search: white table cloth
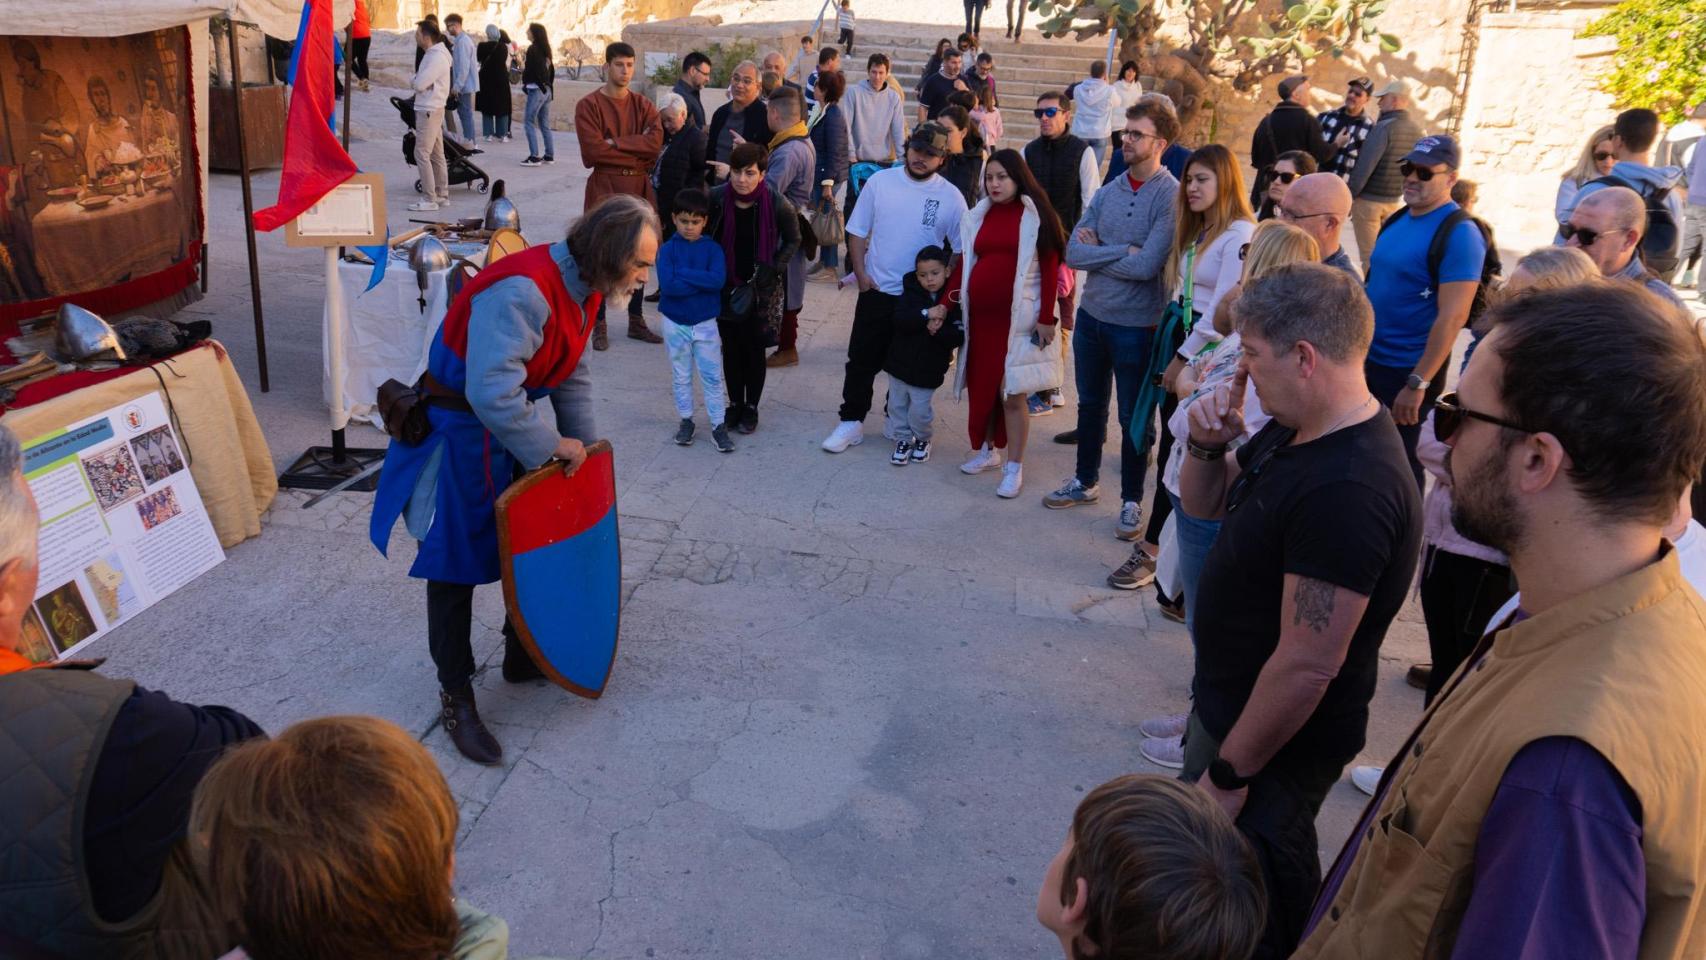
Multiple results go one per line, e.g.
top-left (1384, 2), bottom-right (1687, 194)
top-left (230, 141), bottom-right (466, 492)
top-left (322, 257), bottom-right (453, 432)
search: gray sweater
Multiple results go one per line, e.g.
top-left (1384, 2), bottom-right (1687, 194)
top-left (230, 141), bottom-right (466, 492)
top-left (843, 78), bottom-right (906, 163)
top-left (1065, 169), bottom-right (1179, 327)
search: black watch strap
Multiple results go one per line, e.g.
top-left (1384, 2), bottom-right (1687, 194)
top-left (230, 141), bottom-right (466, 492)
top-left (1208, 757), bottom-right (1254, 791)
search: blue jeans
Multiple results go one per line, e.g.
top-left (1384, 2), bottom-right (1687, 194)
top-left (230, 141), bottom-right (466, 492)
top-left (1166, 489), bottom-right (1221, 640)
top-left (454, 95), bottom-right (476, 144)
top-left (1364, 359), bottom-right (1443, 495)
top-left (481, 112), bottom-right (513, 138)
top-left (1083, 137), bottom-right (1108, 171)
top-left (524, 87), bottom-right (554, 158)
top-left (664, 317), bottom-right (726, 425)
top-left (1072, 308), bottom-right (1155, 502)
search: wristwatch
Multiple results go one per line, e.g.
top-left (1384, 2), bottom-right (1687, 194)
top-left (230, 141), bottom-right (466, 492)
top-left (1405, 373), bottom-right (1431, 391)
top-left (1208, 756), bottom-right (1254, 791)
top-left (1187, 439), bottom-right (1227, 461)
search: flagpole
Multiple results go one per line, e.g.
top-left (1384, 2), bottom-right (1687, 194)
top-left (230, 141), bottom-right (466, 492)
top-left (227, 17), bottom-right (270, 393)
top-left (324, 245), bottom-right (348, 459)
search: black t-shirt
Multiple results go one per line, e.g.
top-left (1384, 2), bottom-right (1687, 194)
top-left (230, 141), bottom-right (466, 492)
top-left (1191, 410), bottom-right (1422, 769)
top-left (918, 71), bottom-right (960, 119)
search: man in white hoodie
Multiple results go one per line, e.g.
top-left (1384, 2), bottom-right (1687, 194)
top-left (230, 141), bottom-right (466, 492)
top-left (1068, 60), bottom-right (1116, 171)
top-left (410, 19), bottom-right (453, 211)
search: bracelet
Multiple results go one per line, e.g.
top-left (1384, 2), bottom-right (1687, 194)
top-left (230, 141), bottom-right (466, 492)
top-left (1187, 439), bottom-right (1227, 461)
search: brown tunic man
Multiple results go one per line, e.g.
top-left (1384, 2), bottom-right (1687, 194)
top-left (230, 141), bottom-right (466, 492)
top-left (575, 41), bottom-right (664, 347)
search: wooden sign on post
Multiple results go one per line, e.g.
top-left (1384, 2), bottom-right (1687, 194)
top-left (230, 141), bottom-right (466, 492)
top-left (285, 172), bottom-right (387, 247)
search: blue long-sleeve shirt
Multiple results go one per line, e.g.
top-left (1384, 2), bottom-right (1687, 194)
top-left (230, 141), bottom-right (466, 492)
top-left (656, 234), bottom-right (726, 325)
top-left (450, 30), bottom-right (478, 94)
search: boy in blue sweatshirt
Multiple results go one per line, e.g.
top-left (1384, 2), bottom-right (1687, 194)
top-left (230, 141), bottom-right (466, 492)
top-left (656, 189), bottom-right (734, 452)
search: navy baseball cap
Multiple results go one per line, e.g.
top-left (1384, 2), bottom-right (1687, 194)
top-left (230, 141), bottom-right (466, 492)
top-left (1403, 134), bottom-right (1461, 170)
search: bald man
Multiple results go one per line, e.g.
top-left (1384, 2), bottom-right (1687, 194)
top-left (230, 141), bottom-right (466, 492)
top-left (1566, 186), bottom-right (1686, 309)
top-left (1278, 172), bottom-right (1359, 277)
top-left (762, 50), bottom-right (800, 93)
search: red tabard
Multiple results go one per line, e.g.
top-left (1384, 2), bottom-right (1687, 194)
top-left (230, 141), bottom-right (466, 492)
top-left (438, 245), bottom-right (605, 390)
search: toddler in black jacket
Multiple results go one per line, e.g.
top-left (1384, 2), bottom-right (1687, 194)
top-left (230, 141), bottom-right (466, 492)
top-left (882, 246), bottom-right (963, 465)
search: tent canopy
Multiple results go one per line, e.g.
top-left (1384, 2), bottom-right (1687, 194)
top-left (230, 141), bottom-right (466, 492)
top-left (20, 0), bottom-right (355, 41)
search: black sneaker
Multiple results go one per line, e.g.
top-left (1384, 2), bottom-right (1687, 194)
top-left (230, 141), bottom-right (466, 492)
top-left (712, 425), bottom-right (735, 452)
top-left (724, 404), bottom-right (744, 431)
top-left (542, 155), bottom-right (556, 164)
top-left (891, 438), bottom-right (912, 465)
top-left (674, 418), bottom-right (695, 446)
top-left (520, 156), bottom-right (542, 167)
top-left (1053, 428), bottom-right (1079, 445)
top-left (910, 439), bottom-right (931, 463)
top-left (738, 406), bottom-right (759, 434)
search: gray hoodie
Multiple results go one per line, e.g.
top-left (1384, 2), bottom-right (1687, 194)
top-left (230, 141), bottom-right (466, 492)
top-left (843, 78), bottom-right (906, 163)
top-left (1561, 159), bottom-right (1687, 230)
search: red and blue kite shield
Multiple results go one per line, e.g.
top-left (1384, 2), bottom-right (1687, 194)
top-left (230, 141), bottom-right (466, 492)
top-left (497, 440), bottom-right (621, 699)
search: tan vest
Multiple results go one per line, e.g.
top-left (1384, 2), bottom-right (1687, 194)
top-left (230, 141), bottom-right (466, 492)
top-left (1295, 550), bottom-right (1706, 960)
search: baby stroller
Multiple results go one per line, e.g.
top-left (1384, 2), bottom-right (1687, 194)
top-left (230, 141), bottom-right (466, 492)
top-left (392, 95), bottom-right (492, 195)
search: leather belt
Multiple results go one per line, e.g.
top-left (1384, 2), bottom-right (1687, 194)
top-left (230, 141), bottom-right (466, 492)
top-left (595, 166), bottom-right (643, 177)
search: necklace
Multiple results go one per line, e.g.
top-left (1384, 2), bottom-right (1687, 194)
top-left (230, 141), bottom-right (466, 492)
top-left (1312, 394), bottom-right (1374, 442)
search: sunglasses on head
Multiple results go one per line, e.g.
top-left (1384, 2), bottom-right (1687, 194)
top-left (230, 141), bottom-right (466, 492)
top-left (1398, 161), bottom-right (1440, 181)
top-left (1559, 222), bottom-right (1623, 247)
top-left (1432, 392), bottom-right (1534, 444)
top-left (1033, 106), bottom-right (1060, 119)
top-left (1273, 171), bottom-right (1299, 185)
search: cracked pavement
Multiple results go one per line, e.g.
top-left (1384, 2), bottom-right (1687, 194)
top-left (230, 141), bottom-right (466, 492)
top-left (76, 69), bottom-right (1436, 957)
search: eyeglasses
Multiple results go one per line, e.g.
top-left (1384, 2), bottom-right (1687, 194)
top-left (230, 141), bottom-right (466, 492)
top-left (1273, 171), bottom-right (1299, 185)
top-left (1432, 392), bottom-right (1534, 443)
top-left (1593, 151), bottom-right (1615, 163)
top-left (1559, 222), bottom-right (1625, 247)
top-left (1033, 106), bottom-right (1060, 118)
top-left (1398, 161), bottom-right (1441, 181)
top-left (1238, 242), bottom-right (1250, 261)
top-left (730, 75), bottom-right (757, 86)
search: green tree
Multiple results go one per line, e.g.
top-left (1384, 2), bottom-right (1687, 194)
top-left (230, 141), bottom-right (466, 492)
top-left (1582, 0), bottom-right (1706, 124)
top-left (1028, 0), bottom-right (1399, 127)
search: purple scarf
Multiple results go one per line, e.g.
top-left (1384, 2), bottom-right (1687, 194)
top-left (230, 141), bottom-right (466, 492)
top-left (718, 181), bottom-right (776, 286)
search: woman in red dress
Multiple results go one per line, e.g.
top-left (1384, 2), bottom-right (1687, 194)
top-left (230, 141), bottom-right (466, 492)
top-left (951, 149), bottom-right (1066, 499)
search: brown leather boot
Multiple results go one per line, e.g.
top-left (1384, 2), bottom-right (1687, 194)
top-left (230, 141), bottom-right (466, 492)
top-left (439, 685), bottom-right (502, 765)
top-left (766, 347), bottom-right (798, 368)
top-left (627, 316), bottom-right (663, 343)
top-left (592, 315), bottom-right (609, 351)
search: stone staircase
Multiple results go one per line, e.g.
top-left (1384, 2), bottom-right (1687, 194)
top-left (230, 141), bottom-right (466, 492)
top-left (848, 29), bottom-right (1113, 148)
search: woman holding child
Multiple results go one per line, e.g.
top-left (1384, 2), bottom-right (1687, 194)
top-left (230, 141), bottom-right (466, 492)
top-left (952, 149), bottom-right (1066, 500)
top-left (706, 142), bottom-right (800, 435)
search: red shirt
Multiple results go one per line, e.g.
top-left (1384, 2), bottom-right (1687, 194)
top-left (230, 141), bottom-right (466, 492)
top-left (1127, 173), bottom-right (1144, 192)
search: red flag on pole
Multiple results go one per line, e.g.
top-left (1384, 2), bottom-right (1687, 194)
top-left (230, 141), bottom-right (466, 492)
top-left (253, 0), bottom-right (358, 231)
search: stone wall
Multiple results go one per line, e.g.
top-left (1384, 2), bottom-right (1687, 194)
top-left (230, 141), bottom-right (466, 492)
top-left (374, 0), bottom-right (703, 51)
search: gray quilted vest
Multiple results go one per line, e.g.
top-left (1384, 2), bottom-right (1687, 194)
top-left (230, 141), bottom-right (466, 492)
top-left (0, 668), bottom-right (226, 960)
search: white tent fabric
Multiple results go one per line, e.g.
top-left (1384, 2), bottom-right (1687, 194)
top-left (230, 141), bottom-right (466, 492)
top-left (3, 0), bottom-right (354, 39)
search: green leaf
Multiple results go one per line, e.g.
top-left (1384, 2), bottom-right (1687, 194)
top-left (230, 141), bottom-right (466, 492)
top-left (1285, 3), bottom-right (1308, 20)
top-left (1378, 31), bottom-right (1401, 51)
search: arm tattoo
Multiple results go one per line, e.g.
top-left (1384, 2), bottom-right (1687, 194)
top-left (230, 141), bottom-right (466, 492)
top-left (1292, 578), bottom-right (1335, 633)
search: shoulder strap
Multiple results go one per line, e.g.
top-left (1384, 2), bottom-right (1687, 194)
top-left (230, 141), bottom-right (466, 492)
top-left (1424, 208), bottom-right (1472, 294)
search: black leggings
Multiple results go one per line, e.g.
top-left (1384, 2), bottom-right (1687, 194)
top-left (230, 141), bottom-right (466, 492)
top-left (1419, 546), bottom-right (1514, 704)
top-left (720, 310), bottom-right (769, 411)
top-left (350, 36), bottom-right (371, 81)
top-left (426, 580), bottom-right (520, 690)
top-left (964, 0), bottom-right (984, 37)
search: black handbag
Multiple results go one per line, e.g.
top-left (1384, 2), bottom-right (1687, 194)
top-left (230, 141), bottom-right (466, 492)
top-left (727, 282), bottom-right (756, 317)
top-left (376, 374), bottom-right (472, 446)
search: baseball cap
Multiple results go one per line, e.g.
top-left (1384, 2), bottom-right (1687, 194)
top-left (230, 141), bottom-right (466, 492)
top-left (1373, 78), bottom-right (1411, 98)
top-left (908, 122), bottom-right (950, 157)
top-left (1278, 75), bottom-right (1310, 100)
top-left (1347, 77), bottom-right (1373, 94)
top-left (1403, 134), bottom-right (1461, 170)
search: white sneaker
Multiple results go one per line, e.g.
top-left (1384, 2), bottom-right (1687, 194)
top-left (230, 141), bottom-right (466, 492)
top-left (960, 445), bottom-right (1002, 474)
top-left (821, 420), bottom-right (864, 453)
top-left (1139, 734), bottom-right (1186, 769)
top-left (1138, 711), bottom-right (1189, 739)
top-left (996, 462), bottom-right (1023, 498)
top-left (407, 200), bottom-right (439, 211)
top-left (1350, 765), bottom-right (1382, 796)
top-left (1116, 501), bottom-right (1142, 541)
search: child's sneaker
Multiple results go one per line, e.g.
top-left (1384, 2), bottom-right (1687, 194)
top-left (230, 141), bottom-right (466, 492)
top-left (910, 439), bottom-right (931, 462)
top-left (960, 445), bottom-right (1002, 474)
top-left (891, 438), bottom-right (912, 466)
top-left (711, 425), bottom-right (735, 453)
top-left (1026, 394), bottom-right (1051, 417)
top-left (673, 418), bottom-right (695, 446)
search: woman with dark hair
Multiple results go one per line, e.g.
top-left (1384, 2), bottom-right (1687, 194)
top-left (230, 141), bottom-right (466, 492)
top-left (1110, 60), bottom-right (1142, 153)
top-left (808, 68), bottom-right (851, 282)
top-left (475, 24), bottom-right (513, 142)
top-left (707, 143), bottom-right (800, 434)
top-left (519, 22), bottom-right (554, 165)
top-left (952, 148), bottom-right (1066, 499)
top-left (918, 38), bottom-right (952, 97)
top-left (935, 106), bottom-right (983, 207)
top-left (1257, 148), bottom-right (1316, 220)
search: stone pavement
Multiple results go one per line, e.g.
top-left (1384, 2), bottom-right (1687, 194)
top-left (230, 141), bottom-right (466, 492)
top-left (79, 57), bottom-right (1442, 957)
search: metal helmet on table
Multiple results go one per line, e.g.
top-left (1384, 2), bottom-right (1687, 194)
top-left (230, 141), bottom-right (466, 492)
top-left (53, 303), bottom-right (127, 362)
top-left (482, 179), bottom-right (519, 231)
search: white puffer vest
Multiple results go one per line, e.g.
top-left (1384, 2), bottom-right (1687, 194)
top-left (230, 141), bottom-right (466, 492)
top-left (952, 196), bottom-right (1060, 399)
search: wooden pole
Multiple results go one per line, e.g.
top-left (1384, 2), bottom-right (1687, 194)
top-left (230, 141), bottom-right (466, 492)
top-left (341, 32), bottom-right (353, 149)
top-left (227, 18), bottom-right (270, 392)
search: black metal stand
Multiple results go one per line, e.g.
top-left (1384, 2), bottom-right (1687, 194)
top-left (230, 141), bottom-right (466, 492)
top-left (278, 428), bottom-right (385, 491)
top-left (227, 17), bottom-right (270, 393)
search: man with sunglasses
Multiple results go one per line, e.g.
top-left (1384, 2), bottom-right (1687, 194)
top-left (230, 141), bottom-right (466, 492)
top-left (1346, 79), bottom-right (1421, 273)
top-left (1277, 172), bottom-right (1358, 277)
top-left (1296, 283), bottom-right (1706, 960)
top-left (1557, 108), bottom-right (1686, 280)
top-left (1564, 185), bottom-right (1687, 309)
top-left (1177, 263), bottom-right (1421, 958)
top-left (1317, 77), bottom-right (1373, 182)
top-left (1364, 133), bottom-right (1485, 492)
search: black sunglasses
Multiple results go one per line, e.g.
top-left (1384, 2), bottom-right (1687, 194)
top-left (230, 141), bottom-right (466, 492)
top-left (1033, 106), bottom-right (1060, 119)
top-left (1593, 151), bottom-right (1615, 163)
top-left (1432, 392), bottom-right (1532, 443)
top-left (1226, 443), bottom-right (1280, 513)
top-left (1398, 161), bottom-right (1439, 181)
top-left (1559, 222), bottom-right (1624, 247)
top-left (1273, 171), bottom-right (1299, 185)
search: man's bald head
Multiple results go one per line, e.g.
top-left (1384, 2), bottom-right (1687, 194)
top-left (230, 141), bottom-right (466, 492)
top-left (1278, 173), bottom-right (1352, 255)
top-left (761, 50), bottom-right (788, 75)
top-left (1568, 185), bottom-right (1646, 275)
top-left (1579, 186), bottom-right (1646, 238)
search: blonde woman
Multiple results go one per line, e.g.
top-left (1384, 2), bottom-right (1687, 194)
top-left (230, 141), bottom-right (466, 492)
top-left (1133, 219), bottom-right (1320, 769)
top-left (1111, 144), bottom-right (1255, 588)
top-left (1554, 124), bottom-right (1617, 234)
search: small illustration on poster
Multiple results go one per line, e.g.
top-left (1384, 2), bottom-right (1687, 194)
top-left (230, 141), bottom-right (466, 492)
top-left (136, 485), bottom-right (181, 530)
top-left (16, 605), bottom-right (55, 663)
top-left (37, 580), bottom-right (96, 653)
top-left (83, 552), bottom-right (136, 623)
top-left (129, 424), bottom-right (184, 485)
top-left (83, 444), bottom-right (144, 511)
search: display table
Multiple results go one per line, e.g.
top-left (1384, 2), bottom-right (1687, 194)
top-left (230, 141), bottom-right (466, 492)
top-left (1, 341), bottom-right (275, 547)
top-left (324, 247), bottom-right (481, 431)
top-left (30, 188), bottom-right (185, 294)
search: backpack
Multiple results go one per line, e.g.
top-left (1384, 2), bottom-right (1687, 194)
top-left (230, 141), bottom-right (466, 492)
top-left (1375, 207), bottom-right (1499, 318)
top-left (1584, 174), bottom-right (1682, 275)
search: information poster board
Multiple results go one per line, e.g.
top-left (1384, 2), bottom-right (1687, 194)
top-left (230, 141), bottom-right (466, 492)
top-left (17, 392), bottom-right (224, 661)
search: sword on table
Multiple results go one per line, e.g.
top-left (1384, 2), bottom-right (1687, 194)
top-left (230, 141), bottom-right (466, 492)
top-left (299, 458), bottom-right (384, 508)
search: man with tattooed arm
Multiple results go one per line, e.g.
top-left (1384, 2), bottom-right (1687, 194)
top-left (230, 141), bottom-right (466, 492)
top-left (1174, 262), bottom-right (1422, 960)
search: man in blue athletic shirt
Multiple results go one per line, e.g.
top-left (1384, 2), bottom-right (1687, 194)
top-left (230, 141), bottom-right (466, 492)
top-left (1363, 133), bottom-right (1486, 492)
